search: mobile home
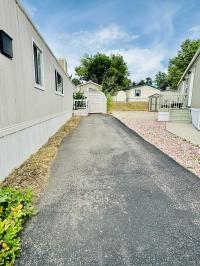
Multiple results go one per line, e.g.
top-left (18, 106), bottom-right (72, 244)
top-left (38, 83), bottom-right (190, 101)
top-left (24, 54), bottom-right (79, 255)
top-left (0, 0), bottom-right (74, 179)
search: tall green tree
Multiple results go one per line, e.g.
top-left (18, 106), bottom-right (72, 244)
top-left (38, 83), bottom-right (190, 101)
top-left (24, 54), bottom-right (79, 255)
top-left (75, 53), bottom-right (131, 93)
top-left (137, 80), bottom-right (146, 86)
top-left (75, 53), bottom-right (111, 84)
top-left (168, 39), bottom-right (200, 90)
top-left (136, 78), bottom-right (153, 86)
top-left (154, 71), bottom-right (168, 90)
top-left (145, 77), bottom-right (153, 86)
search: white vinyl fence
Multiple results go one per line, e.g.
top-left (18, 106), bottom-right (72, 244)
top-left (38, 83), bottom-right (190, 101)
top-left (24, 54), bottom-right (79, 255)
top-left (159, 93), bottom-right (188, 111)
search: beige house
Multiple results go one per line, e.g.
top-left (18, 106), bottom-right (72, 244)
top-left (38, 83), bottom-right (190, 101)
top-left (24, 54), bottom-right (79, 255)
top-left (112, 90), bottom-right (127, 102)
top-left (0, 0), bottom-right (75, 179)
top-left (126, 85), bottom-right (160, 102)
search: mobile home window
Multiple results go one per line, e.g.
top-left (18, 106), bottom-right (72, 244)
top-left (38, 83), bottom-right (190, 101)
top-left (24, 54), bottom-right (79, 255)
top-left (0, 30), bottom-right (13, 59)
top-left (33, 42), bottom-right (43, 87)
top-left (55, 70), bottom-right (63, 94)
top-left (135, 89), bottom-right (141, 96)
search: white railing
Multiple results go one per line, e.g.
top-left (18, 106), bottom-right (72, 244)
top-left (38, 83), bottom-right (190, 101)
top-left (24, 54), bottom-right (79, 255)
top-left (159, 93), bottom-right (188, 111)
top-left (73, 99), bottom-right (88, 110)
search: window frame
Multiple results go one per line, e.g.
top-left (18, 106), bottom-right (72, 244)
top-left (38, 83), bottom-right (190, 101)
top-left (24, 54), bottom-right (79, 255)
top-left (32, 38), bottom-right (45, 91)
top-left (135, 89), bottom-right (141, 97)
top-left (55, 69), bottom-right (64, 96)
top-left (0, 30), bottom-right (13, 59)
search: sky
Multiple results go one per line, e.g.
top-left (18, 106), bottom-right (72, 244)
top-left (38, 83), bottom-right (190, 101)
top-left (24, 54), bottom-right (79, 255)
top-left (21, 0), bottom-right (200, 81)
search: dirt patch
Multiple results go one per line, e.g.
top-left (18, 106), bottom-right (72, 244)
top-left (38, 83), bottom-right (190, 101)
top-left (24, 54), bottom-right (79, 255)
top-left (1, 116), bottom-right (82, 199)
top-left (112, 102), bottom-right (148, 111)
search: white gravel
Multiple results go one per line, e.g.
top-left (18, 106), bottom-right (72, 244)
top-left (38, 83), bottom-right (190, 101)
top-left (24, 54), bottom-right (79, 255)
top-left (113, 111), bottom-right (200, 177)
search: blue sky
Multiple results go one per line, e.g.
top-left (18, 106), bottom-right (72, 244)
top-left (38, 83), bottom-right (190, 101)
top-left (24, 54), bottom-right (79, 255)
top-left (21, 0), bottom-right (200, 81)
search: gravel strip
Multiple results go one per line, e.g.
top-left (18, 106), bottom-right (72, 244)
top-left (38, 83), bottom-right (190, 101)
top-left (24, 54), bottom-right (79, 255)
top-left (113, 111), bottom-right (200, 177)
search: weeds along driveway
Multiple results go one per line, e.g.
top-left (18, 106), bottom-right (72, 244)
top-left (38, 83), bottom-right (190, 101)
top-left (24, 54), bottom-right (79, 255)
top-left (17, 114), bottom-right (200, 266)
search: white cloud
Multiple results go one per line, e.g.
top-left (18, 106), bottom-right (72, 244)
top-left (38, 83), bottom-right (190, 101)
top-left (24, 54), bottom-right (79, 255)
top-left (105, 47), bottom-right (167, 81)
top-left (47, 24), bottom-right (138, 53)
top-left (189, 25), bottom-right (200, 39)
top-left (45, 24), bottom-right (169, 81)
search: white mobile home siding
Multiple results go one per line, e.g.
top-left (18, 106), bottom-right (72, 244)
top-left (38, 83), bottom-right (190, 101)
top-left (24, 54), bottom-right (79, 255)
top-left (126, 85), bottom-right (160, 102)
top-left (0, 0), bottom-right (74, 179)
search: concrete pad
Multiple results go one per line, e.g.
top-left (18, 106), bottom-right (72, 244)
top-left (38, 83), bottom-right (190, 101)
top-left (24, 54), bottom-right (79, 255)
top-left (166, 122), bottom-right (200, 146)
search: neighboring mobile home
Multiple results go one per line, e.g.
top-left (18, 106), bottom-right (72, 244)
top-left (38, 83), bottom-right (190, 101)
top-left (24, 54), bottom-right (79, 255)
top-left (177, 47), bottom-right (200, 129)
top-left (0, 0), bottom-right (74, 179)
top-left (126, 85), bottom-right (160, 102)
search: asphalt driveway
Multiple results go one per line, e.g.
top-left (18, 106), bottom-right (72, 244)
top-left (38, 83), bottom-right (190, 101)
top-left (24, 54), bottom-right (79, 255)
top-left (17, 114), bottom-right (200, 266)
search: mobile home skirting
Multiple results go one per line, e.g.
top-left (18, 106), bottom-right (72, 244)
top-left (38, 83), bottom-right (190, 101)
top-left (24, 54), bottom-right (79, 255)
top-left (0, 112), bottom-right (71, 180)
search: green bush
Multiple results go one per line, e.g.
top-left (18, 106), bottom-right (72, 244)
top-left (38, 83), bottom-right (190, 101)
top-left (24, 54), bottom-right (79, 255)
top-left (0, 188), bottom-right (35, 265)
top-left (106, 94), bottom-right (113, 113)
top-left (73, 91), bottom-right (86, 99)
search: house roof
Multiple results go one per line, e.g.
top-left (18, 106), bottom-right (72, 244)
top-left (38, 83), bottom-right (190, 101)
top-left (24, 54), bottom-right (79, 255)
top-left (148, 93), bottom-right (160, 98)
top-left (125, 85), bottom-right (159, 91)
top-left (77, 81), bottom-right (102, 88)
top-left (177, 47), bottom-right (200, 86)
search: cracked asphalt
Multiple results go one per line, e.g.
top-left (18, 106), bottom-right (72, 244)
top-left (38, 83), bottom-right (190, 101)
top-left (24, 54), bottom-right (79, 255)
top-left (17, 114), bottom-right (200, 266)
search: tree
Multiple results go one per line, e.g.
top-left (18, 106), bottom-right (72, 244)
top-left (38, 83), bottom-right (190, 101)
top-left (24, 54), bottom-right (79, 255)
top-left (137, 80), bottom-right (146, 86)
top-left (71, 78), bottom-right (81, 86)
top-left (102, 54), bottom-right (131, 93)
top-left (154, 71), bottom-right (168, 90)
top-left (75, 53), bottom-right (111, 84)
top-left (168, 39), bottom-right (200, 90)
top-left (75, 53), bottom-right (131, 93)
top-left (145, 77), bottom-right (153, 86)
top-left (132, 81), bottom-right (137, 87)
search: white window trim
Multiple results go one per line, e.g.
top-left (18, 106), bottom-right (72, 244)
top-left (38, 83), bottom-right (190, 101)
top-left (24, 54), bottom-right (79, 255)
top-left (32, 38), bottom-right (45, 91)
top-left (55, 68), bottom-right (64, 96)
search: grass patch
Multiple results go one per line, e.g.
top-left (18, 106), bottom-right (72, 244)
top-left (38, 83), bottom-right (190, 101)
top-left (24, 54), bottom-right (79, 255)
top-left (0, 116), bottom-right (82, 265)
top-left (106, 94), bottom-right (113, 114)
top-left (112, 101), bottom-right (148, 111)
top-left (1, 116), bottom-right (82, 199)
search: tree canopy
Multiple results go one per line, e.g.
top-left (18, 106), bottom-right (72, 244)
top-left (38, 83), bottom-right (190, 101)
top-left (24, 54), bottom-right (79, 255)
top-left (154, 71), bottom-right (169, 91)
top-left (75, 53), bottom-right (131, 93)
top-left (167, 39), bottom-right (200, 90)
top-left (155, 39), bottom-right (200, 90)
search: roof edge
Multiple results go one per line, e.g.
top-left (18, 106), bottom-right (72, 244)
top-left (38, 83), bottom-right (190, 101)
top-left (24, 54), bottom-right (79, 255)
top-left (15, 0), bottom-right (70, 79)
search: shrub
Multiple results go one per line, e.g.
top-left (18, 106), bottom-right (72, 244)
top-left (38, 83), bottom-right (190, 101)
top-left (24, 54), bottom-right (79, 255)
top-left (106, 94), bottom-right (113, 113)
top-left (0, 188), bottom-right (35, 265)
top-left (73, 91), bottom-right (86, 99)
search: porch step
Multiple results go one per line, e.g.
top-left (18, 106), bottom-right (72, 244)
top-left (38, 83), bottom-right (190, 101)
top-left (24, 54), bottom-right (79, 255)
top-left (169, 109), bottom-right (191, 123)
